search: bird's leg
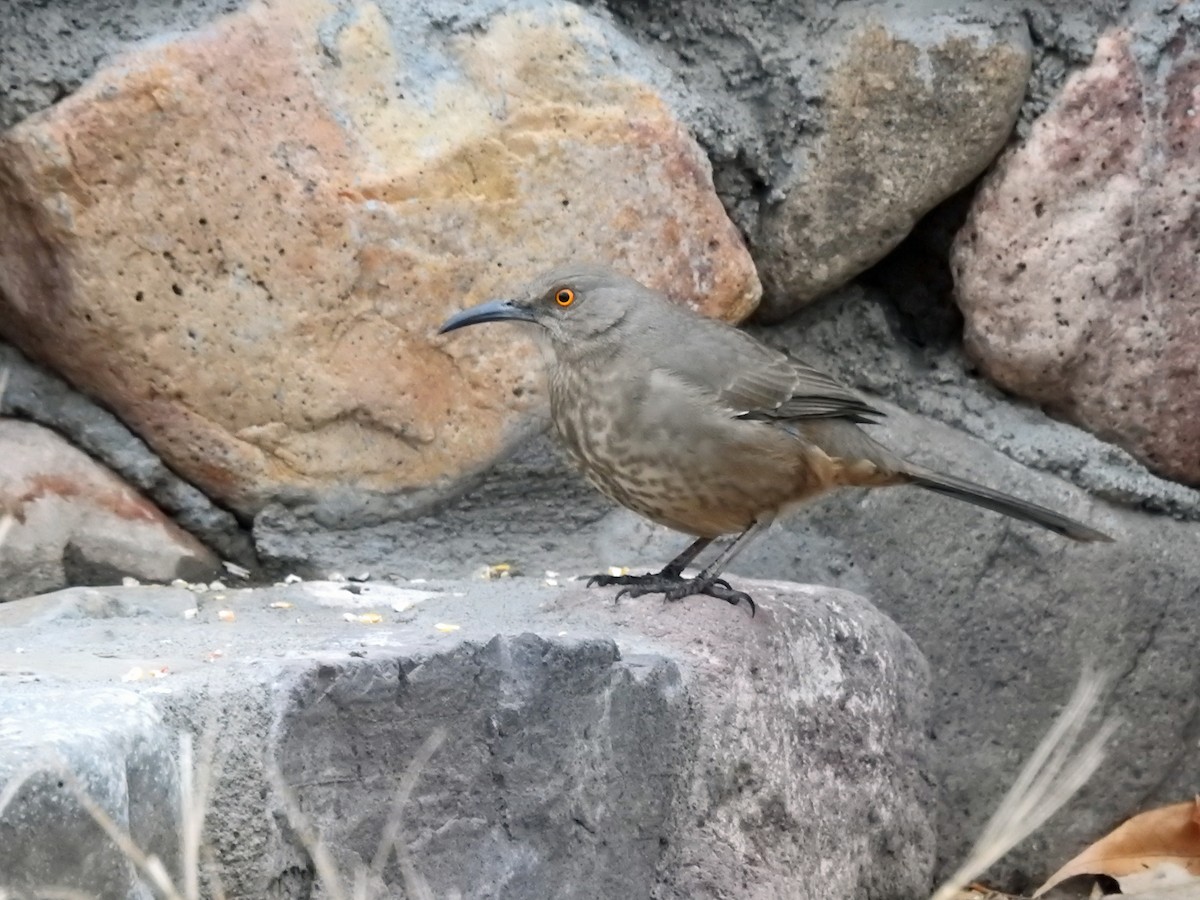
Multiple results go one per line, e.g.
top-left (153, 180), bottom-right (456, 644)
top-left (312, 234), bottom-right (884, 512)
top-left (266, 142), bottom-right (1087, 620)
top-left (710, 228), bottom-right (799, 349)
top-left (591, 519), bottom-right (773, 616)
top-left (670, 518), bottom-right (773, 614)
top-left (586, 536), bottom-right (712, 588)
top-left (658, 537), bottom-right (714, 578)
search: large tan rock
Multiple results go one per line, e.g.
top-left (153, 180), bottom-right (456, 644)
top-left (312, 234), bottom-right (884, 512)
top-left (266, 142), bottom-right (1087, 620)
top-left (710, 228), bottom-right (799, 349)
top-left (0, 0), bottom-right (760, 521)
top-left (0, 419), bottom-right (218, 600)
top-left (952, 22), bottom-right (1200, 485)
top-left (754, 7), bottom-right (1031, 320)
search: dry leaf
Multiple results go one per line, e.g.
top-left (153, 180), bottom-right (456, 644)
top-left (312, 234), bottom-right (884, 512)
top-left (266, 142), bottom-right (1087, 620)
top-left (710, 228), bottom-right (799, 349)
top-left (1035, 797), bottom-right (1200, 896)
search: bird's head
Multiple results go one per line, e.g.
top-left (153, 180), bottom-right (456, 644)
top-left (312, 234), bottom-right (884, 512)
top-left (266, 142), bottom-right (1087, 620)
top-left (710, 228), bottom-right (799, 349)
top-left (438, 265), bottom-right (644, 351)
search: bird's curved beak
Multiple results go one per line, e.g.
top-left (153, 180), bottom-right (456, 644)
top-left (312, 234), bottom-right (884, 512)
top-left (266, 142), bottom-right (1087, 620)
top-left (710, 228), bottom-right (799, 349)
top-left (438, 299), bottom-right (537, 335)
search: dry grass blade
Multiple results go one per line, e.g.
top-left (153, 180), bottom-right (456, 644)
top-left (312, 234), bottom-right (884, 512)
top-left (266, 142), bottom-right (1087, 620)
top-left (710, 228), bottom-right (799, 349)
top-left (267, 766), bottom-right (350, 900)
top-left (360, 727), bottom-right (448, 900)
top-left (201, 844), bottom-right (228, 900)
top-left (58, 765), bottom-right (184, 900)
top-left (180, 734), bottom-right (199, 900)
top-left (370, 727), bottom-right (448, 874)
top-left (930, 666), bottom-right (1118, 900)
top-left (178, 727), bottom-right (225, 900)
top-left (1, 364), bottom-right (14, 549)
top-left (1, 367), bottom-right (13, 552)
top-left (0, 765), bottom-right (39, 820)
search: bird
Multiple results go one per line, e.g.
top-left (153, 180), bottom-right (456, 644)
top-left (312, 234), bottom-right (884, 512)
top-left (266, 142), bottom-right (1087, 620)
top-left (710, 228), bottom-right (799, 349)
top-left (438, 264), bottom-right (1112, 615)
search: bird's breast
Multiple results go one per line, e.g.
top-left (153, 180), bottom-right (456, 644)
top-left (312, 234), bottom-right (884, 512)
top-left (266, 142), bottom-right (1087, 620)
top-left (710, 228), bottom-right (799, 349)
top-left (547, 362), bottom-right (826, 537)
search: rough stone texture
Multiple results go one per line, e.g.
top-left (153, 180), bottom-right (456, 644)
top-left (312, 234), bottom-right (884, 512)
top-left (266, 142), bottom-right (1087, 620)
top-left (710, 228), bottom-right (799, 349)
top-left (598, 0), bottom-right (1032, 319)
top-left (0, 1), bottom-right (1137, 330)
top-left (0, 340), bottom-right (256, 566)
top-left (0, 687), bottom-right (181, 900)
top-left (255, 278), bottom-right (1200, 890)
top-left (0, 418), bottom-right (220, 601)
top-left (758, 282), bottom-right (1200, 522)
top-left (0, 0), bottom-right (246, 130)
top-left (952, 10), bottom-right (1200, 486)
top-left (752, 6), bottom-right (1032, 318)
top-left (0, 0), bottom-right (759, 524)
top-left (253, 431), bottom-right (616, 580)
top-left (0, 579), bottom-right (934, 899)
top-left (593, 401), bottom-right (1200, 893)
top-left (1016, 0), bottom-right (1130, 135)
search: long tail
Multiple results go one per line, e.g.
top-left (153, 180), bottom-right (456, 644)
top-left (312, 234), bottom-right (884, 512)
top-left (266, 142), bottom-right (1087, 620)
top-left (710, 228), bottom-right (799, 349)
top-left (795, 419), bottom-right (1113, 543)
top-left (907, 468), bottom-right (1113, 543)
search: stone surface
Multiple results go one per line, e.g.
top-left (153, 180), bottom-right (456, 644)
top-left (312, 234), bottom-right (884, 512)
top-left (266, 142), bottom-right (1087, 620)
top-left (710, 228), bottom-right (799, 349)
top-left (0, 0), bottom-right (245, 130)
top-left (752, 5), bottom-right (1032, 318)
top-left (0, 0), bottom-right (1138, 333)
top-left (0, 687), bottom-right (181, 900)
top-left (0, 0), bottom-right (759, 524)
top-left (602, 0), bottom-right (1032, 319)
top-left (952, 11), bottom-right (1200, 486)
top-left (0, 579), bottom-right (934, 899)
top-left (0, 340), bottom-right (256, 566)
top-left (593, 401), bottom-right (1200, 893)
top-left (0, 419), bottom-right (220, 601)
top-left (255, 278), bottom-right (1200, 890)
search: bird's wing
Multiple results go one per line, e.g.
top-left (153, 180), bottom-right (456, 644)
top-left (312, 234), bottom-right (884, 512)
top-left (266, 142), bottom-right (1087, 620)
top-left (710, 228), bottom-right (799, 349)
top-left (650, 315), bottom-right (885, 423)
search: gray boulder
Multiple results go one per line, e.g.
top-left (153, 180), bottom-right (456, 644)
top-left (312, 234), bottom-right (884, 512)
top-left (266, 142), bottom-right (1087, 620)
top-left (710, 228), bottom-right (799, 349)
top-left (0, 687), bottom-right (180, 900)
top-left (596, 399), bottom-right (1200, 891)
top-left (0, 579), bottom-right (933, 899)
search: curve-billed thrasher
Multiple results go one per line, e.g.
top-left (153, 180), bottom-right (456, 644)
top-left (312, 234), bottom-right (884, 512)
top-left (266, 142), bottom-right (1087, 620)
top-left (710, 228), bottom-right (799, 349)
top-left (439, 265), bottom-right (1111, 614)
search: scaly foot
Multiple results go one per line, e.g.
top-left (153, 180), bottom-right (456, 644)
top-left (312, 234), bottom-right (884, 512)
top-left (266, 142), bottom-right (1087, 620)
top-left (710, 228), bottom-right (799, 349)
top-left (585, 571), bottom-right (754, 616)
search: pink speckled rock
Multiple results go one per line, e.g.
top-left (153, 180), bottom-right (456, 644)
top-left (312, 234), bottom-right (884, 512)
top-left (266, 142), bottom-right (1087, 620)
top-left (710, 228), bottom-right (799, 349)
top-left (0, 419), bottom-right (218, 600)
top-left (953, 21), bottom-right (1200, 485)
top-left (0, 2), bottom-right (759, 520)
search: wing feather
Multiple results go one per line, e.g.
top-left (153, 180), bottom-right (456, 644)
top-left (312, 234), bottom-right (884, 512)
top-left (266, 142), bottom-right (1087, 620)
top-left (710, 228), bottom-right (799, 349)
top-left (646, 311), bottom-right (884, 424)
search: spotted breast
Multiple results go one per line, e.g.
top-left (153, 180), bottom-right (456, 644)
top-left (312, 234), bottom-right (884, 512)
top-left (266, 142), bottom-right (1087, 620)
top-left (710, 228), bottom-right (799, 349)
top-left (547, 352), bottom-right (828, 538)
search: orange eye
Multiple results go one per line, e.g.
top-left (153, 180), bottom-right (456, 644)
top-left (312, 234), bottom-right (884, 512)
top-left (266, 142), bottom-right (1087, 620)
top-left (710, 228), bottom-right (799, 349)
top-left (555, 288), bottom-right (575, 307)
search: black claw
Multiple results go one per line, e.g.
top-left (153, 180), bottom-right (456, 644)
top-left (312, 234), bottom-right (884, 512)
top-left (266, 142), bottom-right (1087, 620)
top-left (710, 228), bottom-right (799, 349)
top-left (585, 569), bottom-right (755, 616)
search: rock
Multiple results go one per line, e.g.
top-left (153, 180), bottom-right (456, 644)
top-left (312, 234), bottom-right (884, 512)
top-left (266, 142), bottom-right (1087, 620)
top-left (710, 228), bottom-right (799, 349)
top-left (952, 13), bottom-right (1200, 485)
top-left (0, 419), bottom-right (220, 601)
top-left (0, 579), bottom-right (934, 899)
top-left (593, 398), bottom-right (1200, 889)
top-left (252, 272), bottom-right (1200, 889)
top-left (0, 0), bottom-right (243, 129)
top-left (604, 0), bottom-right (1032, 319)
top-left (753, 5), bottom-right (1032, 318)
top-left (0, 0), bottom-right (759, 525)
top-left (0, 686), bottom-right (181, 899)
top-left (0, 340), bottom-right (256, 566)
top-left (754, 282), bottom-right (1200, 521)
top-left (251, 431), bottom-right (615, 580)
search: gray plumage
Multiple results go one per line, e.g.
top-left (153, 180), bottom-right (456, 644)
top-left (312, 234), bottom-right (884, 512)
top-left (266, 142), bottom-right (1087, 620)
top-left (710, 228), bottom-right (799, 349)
top-left (439, 265), bottom-right (1111, 613)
